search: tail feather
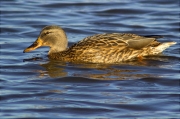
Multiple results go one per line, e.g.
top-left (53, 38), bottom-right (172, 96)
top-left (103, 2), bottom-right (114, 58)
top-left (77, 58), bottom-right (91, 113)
top-left (153, 42), bottom-right (176, 54)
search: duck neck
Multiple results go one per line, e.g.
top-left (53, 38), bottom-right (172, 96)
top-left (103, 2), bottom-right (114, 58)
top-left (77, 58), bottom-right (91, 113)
top-left (48, 48), bottom-right (68, 60)
top-left (48, 39), bottom-right (68, 55)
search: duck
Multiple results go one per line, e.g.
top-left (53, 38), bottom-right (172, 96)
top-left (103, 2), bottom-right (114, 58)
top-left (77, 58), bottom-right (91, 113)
top-left (23, 25), bottom-right (176, 63)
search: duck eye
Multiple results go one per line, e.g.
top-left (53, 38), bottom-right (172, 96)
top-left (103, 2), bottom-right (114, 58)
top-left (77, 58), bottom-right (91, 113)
top-left (41, 31), bottom-right (52, 38)
top-left (44, 31), bottom-right (52, 35)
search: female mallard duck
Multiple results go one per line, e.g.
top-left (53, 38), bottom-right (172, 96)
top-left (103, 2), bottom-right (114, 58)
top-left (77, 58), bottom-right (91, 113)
top-left (23, 25), bottom-right (176, 63)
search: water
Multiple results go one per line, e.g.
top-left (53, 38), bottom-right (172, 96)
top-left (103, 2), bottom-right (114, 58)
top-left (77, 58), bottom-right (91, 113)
top-left (0, 0), bottom-right (180, 118)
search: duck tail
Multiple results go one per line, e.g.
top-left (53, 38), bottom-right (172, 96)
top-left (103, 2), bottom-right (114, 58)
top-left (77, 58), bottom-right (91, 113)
top-left (153, 42), bottom-right (176, 54)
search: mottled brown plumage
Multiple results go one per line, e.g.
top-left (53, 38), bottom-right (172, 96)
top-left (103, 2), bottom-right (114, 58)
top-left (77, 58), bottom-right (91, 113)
top-left (23, 25), bottom-right (176, 63)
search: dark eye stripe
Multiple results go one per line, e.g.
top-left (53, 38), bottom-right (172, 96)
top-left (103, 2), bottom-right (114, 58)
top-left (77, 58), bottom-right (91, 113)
top-left (41, 31), bottom-right (52, 37)
top-left (44, 31), bottom-right (52, 35)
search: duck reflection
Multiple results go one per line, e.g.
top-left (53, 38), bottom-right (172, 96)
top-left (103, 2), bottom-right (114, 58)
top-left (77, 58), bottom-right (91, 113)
top-left (38, 59), bottom-right (159, 80)
top-left (40, 60), bottom-right (67, 78)
top-left (24, 54), bottom-right (176, 80)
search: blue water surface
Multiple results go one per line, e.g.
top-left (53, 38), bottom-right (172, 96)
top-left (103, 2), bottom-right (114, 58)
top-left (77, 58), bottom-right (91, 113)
top-left (0, 0), bottom-right (179, 118)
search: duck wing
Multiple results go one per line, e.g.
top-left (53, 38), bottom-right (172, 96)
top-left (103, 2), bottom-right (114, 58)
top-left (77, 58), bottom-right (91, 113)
top-left (126, 37), bottom-right (155, 49)
top-left (71, 33), bottom-right (158, 50)
top-left (119, 33), bottom-right (158, 49)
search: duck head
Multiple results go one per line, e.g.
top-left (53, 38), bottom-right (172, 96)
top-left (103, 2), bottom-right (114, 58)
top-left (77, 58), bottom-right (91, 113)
top-left (23, 25), bottom-right (68, 54)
